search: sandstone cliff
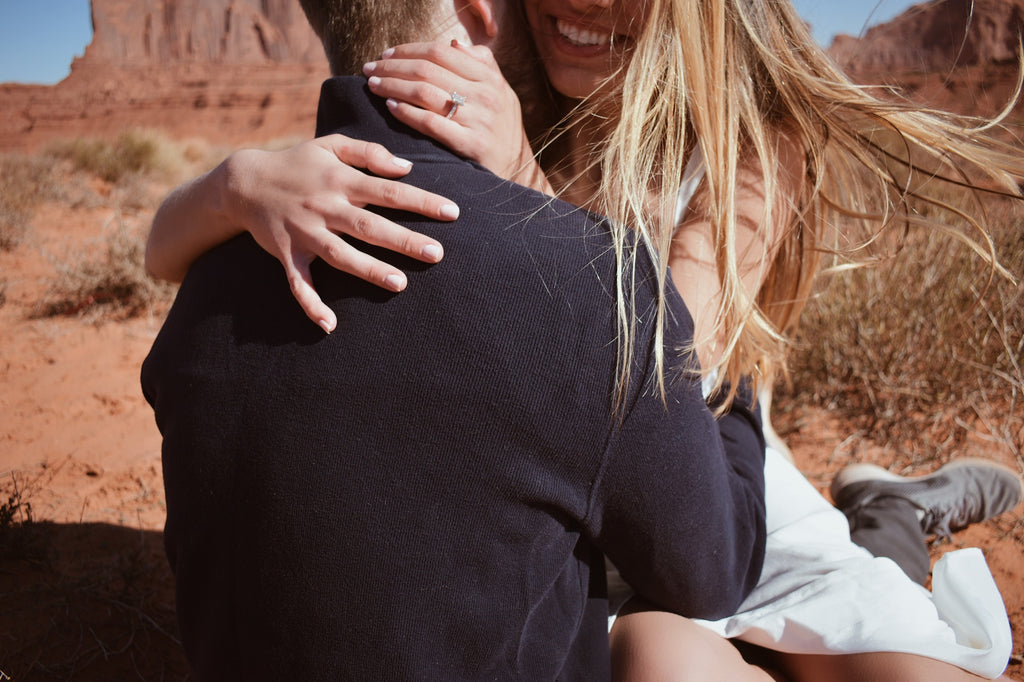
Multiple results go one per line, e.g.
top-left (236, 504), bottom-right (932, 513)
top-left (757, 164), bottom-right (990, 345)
top-left (1, 0), bottom-right (329, 151)
top-left (824, 0), bottom-right (1024, 119)
top-left (79, 0), bottom-right (323, 66)
top-left (830, 0), bottom-right (1024, 75)
top-left (4, 0), bottom-right (1024, 152)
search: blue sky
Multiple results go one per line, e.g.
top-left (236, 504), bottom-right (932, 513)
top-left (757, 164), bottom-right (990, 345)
top-left (0, 0), bottom-right (93, 84)
top-left (792, 0), bottom-right (921, 46)
top-left (0, 0), bottom-right (920, 85)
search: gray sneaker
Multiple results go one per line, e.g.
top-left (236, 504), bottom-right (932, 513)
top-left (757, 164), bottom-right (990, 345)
top-left (831, 458), bottom-right (1024, 538)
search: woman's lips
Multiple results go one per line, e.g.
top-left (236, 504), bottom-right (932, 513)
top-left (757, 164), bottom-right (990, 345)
top-left (548, 16), bottom-right (626, 57)
top-left (556, 18), bottom-right (612, 47)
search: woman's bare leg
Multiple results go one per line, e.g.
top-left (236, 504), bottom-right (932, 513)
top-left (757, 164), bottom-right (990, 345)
top-left (777, 651), bottom-right (1011, 682)
top-left (610, 604), bottom-right (778, 682)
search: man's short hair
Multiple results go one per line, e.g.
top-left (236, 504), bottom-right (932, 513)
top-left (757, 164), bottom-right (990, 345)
top-left (299, 0), bottom-right (440, 75)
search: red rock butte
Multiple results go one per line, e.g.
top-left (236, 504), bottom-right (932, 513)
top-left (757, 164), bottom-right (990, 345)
top-left (1, 0), bottom-right (1023, 152)
top-left (0, 0), bottom-right (330, 151)
top-left (829, 0), bottom-right (1024, 75)
top-left (826, 0), bottom-right (1024, 122)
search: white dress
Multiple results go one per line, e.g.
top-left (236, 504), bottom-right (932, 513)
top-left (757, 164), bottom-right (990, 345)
top-left (607, 152), bottom-right (1013, 679)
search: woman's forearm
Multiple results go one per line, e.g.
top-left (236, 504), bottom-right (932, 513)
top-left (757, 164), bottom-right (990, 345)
top-left (145, 154), bottom-right (247, 282)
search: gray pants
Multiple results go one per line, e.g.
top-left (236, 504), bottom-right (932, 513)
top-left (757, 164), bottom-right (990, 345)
top-left (847, 497), bottom-right (930, 586)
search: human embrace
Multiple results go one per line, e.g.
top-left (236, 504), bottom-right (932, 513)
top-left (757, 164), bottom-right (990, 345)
top-left (142, 0), bottom-right (1024, 679)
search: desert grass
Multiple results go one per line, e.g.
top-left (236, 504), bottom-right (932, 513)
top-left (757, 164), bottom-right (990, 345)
top-left (0, 153), bottom-right (63, 251)
top-left (0, 473), bottom-right (36, 559)
top-left (777, 194), bottom-right (1024, 466)
top-left (4, 131), bottom-right (278, 321)
top-left (1, 129), bottom-right (211, 254)
top-left (46, 128), bottom-right (190, 185)
top-left (27, 130), bottom-right (226, 319)
top-left (40, 220), bottom-right (176, 320)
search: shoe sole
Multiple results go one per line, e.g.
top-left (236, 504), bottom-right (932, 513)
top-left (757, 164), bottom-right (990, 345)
top-left (830, 457), bottom-right (1024, 505)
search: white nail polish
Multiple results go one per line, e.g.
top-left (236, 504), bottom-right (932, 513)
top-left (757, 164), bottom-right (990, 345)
top-left (381, 47), bottom-right (395, 58)
top-left (368, 75), bottom-right (382, 87)
top-left (386, 274), bottom-right (407, 291)
top-left (439, 204), bottom-right (460, 220)
top-left (422, 244), bottom-right (443, 261)
top-left (318, 319), bottom-right (333, 334)
top-left (386, 98), bottom-right (399, 109)
top-left (391, 157), bottom-right (413, 169)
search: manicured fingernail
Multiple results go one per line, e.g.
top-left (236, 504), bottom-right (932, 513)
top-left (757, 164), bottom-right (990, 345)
top-left (439, 204), bottom-right (460, 219)
top-left (385, 274), bottom-right (407, 291)
top-left (422, 244), bottom-right (443, 262)
top-left (318, 318), bottom-right (334, 334)
top-left (382, 47), bottom-right (395, 58)
top-left (368, 75), bottom-right (382, 87)
top-left (386, 98), bottom-right (399, 110)
top-left (363, 61), bottom-right (377, 74)
top-left (391, 156), bottom-right (412, 169)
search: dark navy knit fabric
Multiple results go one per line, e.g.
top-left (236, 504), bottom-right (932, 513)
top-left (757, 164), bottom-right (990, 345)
top-left (141, 77), bottom-right (766, 681)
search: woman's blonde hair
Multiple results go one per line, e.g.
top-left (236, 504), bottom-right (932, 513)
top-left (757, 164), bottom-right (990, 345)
top-left (539, 0), bottom-right (1024, 407)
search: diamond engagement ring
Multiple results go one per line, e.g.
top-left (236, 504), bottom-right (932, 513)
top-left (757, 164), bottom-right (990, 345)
top-left (445, 91), bottom-right (467, 120)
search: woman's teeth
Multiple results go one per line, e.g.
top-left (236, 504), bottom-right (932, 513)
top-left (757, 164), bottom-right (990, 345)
top-left (556, 19), bottom-right (612, 47)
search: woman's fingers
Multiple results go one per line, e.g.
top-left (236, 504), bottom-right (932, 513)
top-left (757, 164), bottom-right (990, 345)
top-left (282, 255), bottom-right (338, 334)
top-left (368, 73), bottom-right (462, 119)
top-left (311, 135), bottom-right (457, 267)
top-left (307, 191), bottom-right (447, 264)
top-left (363, 41), bottom-right (531, 182)
top-left (376, 41), bottom-right (494, 81)
top-left (307, 228), bottom-right (411, 294)
top-left (315, 173), bottom-right (453, 262)
top-left (382, 98), bottom-right (477, 160)
top-left (316, 134), bottom-right (416, 179)
top-left (315, 135), bottom-right (461, 225)
top-left (280, 227), bottom-right (419, 334)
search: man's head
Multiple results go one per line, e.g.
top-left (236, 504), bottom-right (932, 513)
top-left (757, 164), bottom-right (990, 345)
top-left (299, 0), bottom-right (505, 76)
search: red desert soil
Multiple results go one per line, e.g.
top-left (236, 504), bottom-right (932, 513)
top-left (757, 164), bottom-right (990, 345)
top-left (0, 170), bottom-right (1022, 679)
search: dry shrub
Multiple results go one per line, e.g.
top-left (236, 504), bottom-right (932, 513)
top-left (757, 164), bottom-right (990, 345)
top-left (779, 196), bottom-right (1024, 462)
top-left (47, 128), bottom-right (188, 185)
top-left (0, 473), bottom-right (35, 556)
top-left (41, 223), bottom-right (176, 319)
top-left (0, 153), bottom-right (63, 251)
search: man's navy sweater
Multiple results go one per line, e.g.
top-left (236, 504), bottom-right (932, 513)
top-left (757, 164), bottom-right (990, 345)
top-left (142, 77), bottom-right (766, 680)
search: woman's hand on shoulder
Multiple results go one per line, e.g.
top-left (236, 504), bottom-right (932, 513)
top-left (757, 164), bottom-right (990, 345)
top-left (147, 134), bottom-right (460, 333)
top-left (363, 40), bottom-right (553, 194)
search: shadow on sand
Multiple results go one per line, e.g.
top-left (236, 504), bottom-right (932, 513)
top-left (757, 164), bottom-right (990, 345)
top-left (0, 520), bottom-right (189, 681)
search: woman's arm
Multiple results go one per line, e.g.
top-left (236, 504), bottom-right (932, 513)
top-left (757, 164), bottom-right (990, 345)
top-left (146, 134), bottom-right (461, 333)
top-left (669, 134), bottom-right (805, 370)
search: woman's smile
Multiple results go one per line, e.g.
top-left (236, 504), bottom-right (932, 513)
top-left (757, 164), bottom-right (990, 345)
top-left (555, 18), bottom-right (614, 50)
top-left (524, 0), bottom-right (641, 99)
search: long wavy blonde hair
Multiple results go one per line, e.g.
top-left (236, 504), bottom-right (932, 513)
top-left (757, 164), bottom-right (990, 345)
top-left (533, 0), bottom-right (1024, 406)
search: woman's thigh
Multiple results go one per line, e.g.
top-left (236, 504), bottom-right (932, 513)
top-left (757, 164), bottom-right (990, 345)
top-left (610, 605), bottom-right (778, 682)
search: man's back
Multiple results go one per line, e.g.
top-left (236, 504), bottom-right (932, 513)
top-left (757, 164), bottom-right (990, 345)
top-left (142, 77), bottom-right (765, 680)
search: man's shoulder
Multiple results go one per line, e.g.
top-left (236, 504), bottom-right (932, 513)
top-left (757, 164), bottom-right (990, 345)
top-left (313, 75), bottom-right (626, 277)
